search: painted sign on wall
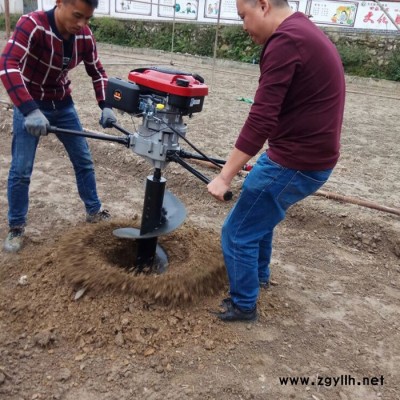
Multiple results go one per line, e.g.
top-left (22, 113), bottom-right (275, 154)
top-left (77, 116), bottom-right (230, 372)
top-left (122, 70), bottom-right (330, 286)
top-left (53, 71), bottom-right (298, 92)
top-left (37, 0), bottom-right (400, 31)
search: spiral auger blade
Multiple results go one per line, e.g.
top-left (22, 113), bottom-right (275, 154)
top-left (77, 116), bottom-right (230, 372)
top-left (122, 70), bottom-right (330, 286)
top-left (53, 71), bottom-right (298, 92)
top-left (113, 173), bottom-right (186, 273)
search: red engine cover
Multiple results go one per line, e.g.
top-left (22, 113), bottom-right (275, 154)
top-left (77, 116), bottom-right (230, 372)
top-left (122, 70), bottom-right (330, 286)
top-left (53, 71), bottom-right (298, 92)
top-left (128, 68), bottom-right (208, 97)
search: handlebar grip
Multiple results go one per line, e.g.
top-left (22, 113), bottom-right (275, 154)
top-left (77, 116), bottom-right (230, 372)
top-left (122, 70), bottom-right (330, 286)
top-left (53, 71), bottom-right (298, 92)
top-left (47, 125), bottom-right (57, 134)
top-left (223, 191), bottom-right (233, 201)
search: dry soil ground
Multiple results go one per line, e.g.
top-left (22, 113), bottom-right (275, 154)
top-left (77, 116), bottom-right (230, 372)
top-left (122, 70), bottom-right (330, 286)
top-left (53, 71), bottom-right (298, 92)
top-left (0, 42), bottom-right (399, 400)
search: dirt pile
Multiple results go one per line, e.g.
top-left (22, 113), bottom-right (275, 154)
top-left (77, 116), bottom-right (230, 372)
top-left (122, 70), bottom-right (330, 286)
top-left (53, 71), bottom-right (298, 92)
top-left (52, 220), bottom-right (226, 304)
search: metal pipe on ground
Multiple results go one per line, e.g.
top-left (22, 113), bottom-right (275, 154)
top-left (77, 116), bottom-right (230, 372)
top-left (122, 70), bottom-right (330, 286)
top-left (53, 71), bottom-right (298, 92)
top-left (191, 159), bottom-right (400, 217)
top-left (314, 190), bottom-right (400, 217)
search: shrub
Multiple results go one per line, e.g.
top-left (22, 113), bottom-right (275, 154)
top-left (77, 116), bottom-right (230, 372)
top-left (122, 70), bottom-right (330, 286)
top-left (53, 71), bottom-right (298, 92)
top-left (89, 17), bottom-right (130, 45)
top-left (336, 42), bottom-right (371, 76)
top-left (218, 25), bottom-right (260, 63)
top-left (0, 14), bottom-right (21, 30)
top-left (2, 14), bottom-right (399, 81)
top-left (385, 49), bottom-right (400, 81)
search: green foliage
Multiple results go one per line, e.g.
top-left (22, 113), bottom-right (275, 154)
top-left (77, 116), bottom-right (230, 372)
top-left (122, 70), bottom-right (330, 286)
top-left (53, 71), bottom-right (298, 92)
top-left (218, 25), bottom-right (260, 63)
top-left (89, 17), bottom-right (130, 46)
top-left (335, 42), bottom-right (371, 76)
top-left (4, 13), bottom-right (397, 80)
top-left (335, 40), bottom-right (400, 82)
top-left (385, 49), bottom-right (400, 81)
top-left (172, 24), bottom-right (216, 57)
top-left (89, 18), bottom-right (260, 62)
top-left (0, 14), bottom-right (21, 30)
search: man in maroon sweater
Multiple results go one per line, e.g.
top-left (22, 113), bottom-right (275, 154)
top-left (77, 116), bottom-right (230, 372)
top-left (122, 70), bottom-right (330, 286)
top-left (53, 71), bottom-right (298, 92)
top-left (0, 0), bottom-right (117, 253)
top-left (208, 0), bottom-right (345, 321)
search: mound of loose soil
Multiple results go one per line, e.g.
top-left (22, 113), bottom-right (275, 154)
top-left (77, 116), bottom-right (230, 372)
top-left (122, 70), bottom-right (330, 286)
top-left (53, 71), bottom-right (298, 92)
top-left (53, 220), bottom-right (226, 305)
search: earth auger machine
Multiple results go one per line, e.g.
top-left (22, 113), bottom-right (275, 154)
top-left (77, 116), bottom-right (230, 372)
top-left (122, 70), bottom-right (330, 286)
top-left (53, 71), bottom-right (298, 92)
top-left (48, 67), bottom-right (232, 274)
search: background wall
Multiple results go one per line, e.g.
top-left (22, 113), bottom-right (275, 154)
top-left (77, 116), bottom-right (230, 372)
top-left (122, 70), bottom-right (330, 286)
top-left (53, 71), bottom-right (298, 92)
top-left (38, 0), bottom-right (400, 31)
top-left (0, 0), bottom-right (38, 13)
top-left (0, 0), bottom-right (24, 14)
top-left (1, 0), bottom-right (398, 79)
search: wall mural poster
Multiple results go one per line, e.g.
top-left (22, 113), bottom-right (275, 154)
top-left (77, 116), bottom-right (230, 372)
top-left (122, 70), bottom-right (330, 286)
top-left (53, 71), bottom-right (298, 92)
top-left (289, 1), bottom-right (300, 11)
top-left (36, 0), bottom-right (400, 31)
top-left (204, 0), bottom-right (240, 20)
top-left (358, 1), bottom-right (400, 29)
top-left (40, 0), bottom-right (55, 10)
top-left (97, 0), bottom-right (110, 13)
top-left (116, 0), bottom-right (152, 15)
top-left (158, 0), bottom-right (199, 20)
top-left (307, 0), bottom-right (358, 27)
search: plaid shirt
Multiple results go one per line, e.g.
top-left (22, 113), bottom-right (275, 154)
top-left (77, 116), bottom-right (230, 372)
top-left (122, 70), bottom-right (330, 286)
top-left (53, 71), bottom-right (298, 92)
top-left (0, 9), bottom-right (108, 116)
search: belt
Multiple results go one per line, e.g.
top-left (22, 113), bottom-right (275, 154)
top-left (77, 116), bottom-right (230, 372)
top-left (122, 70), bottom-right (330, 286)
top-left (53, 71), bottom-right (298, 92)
top-left (35, 97), bottom-right (73, 111)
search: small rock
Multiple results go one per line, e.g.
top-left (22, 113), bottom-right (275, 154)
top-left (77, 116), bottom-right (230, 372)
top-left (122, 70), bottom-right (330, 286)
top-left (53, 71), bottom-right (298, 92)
top-left (134, 331), bottom-right (146, 344)
top-left (0, 372), bottom-right (5, 384)
top-left (128, 304), bottom-right (135, 313)
top-left (155, 365), bottom-right (164, 374)
top-left (165, 363), bottom-right (173, 372)
top-left (160, 358), bottom-right (169, 367)
top-left (74, 287), bottom-right (87, 301)
top-left (57, 368), bottom-right (71, 382)
top-left (34, 330), bottom-right (56, 348)
top-left (168, 316), bottom-right (178, 326)
top-left (115, 332), bottom-right (124, 347)
top-left (74, 353), bottom-right (85, 361)
top-left (174, 311), bottom-right (184, 320)
top-left (17, 275), bottom-right (28, 286)
top-left (204, 339), bottom-right (215, 350)
top-left (144, 347), bottom-right (155, 356)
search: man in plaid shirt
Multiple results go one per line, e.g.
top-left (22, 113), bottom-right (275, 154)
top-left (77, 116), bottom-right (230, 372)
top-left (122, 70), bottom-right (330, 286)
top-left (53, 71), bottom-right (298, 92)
top-left (0, 0), bottom-right (117, 252)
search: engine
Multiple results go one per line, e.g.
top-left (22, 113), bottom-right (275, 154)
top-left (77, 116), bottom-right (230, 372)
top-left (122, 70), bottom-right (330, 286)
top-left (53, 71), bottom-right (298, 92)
top-left (105, 67), bottom-right (208, 170)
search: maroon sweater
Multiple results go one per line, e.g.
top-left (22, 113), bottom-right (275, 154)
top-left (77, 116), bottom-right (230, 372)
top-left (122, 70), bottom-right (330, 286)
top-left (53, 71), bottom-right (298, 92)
top-left (0, 9), bottom-right (108, 116)
top-left (236, 12), bottom-right (345, 171)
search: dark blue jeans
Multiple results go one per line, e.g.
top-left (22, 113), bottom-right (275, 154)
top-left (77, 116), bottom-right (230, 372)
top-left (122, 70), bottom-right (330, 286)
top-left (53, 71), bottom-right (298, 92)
top-left (221, 153), bottom-right (332, 311)
top-left (7, 106), bottom-right (101, 228)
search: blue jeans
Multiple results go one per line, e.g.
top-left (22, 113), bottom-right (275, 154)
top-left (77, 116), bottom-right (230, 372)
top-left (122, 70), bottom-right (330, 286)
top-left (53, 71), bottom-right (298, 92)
top-left (7, 106), bottom-right (101, 228)
top-left (221, 153), bottom-right (332, 311)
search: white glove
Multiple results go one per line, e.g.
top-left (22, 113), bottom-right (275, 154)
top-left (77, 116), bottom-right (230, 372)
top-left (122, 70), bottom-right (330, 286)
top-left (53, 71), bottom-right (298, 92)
top-left (99, 107), bottom-right (117, 128)
top-left (24, 109), bottom-right (50, 137)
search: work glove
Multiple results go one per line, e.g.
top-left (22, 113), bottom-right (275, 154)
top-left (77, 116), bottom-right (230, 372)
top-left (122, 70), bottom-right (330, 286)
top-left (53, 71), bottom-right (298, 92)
top-left (24, 109), bottom-right (50, 137)
top-left (99, 107), bottom-right (117, 128)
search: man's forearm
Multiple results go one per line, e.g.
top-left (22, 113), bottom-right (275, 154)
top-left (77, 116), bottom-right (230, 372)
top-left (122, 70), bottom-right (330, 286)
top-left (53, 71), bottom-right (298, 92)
top-left (207, 147), bottom-right (253, 201)
top-left (219, 147), bottom-right (253, 184)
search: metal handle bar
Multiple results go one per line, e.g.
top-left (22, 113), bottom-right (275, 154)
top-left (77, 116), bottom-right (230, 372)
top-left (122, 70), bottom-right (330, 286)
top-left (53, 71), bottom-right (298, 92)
top-left (47, 126), bottom-right (130, 147)
top-left (47, 126), bottom-right (233, 201)
top-left (168, 153), bottom-right (233, 201)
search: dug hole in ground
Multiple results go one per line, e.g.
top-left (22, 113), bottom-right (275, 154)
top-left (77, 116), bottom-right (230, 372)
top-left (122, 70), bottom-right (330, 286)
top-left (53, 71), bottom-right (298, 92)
top-left (0, 42), bottom-right (399, 400)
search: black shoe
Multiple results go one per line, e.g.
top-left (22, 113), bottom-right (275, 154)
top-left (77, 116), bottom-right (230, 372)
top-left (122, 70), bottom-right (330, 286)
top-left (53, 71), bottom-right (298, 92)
top-left (215, 300), bottom-right (257, 322)
top-left (219, 297), bottom-right (233, 309)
